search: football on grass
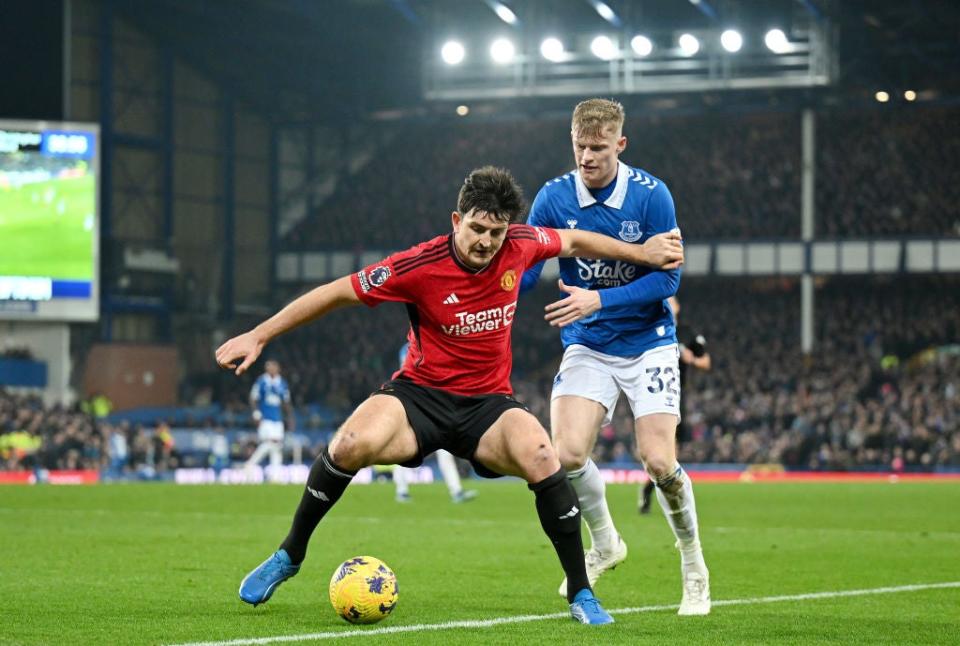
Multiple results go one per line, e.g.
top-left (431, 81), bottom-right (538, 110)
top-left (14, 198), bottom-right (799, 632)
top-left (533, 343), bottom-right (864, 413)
top-left (329, 556), bottom-right (399, 624)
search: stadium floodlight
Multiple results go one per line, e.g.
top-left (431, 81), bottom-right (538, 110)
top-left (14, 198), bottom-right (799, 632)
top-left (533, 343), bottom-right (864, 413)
top-left (764, 29), bottom-right (789, 54)
top-left (875, 91), bottom-right (890, 103)
top-left (630, 35), bottom-right (653, 57)
top-left (590, 1), bottom-right (622, 27)
top-left (904, 90), bottom-right (917, 101)
top-left (678, 33), bottom-right (700, 56)
top-left (720, 29), bottom-right (743, 53)
top-left (487, 1), bottom-right (518, 26)
top-left (441, 40), bottom-right (466, 65)
top-left (540, 37), bottom-right (565, 62)
top-left (490, 38), bottom-right (516, 64)
top-left (590, 35), bottom-right (618, 60)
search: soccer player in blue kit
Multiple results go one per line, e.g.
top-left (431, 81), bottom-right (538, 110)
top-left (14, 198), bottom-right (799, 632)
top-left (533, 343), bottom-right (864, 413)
top-left (521, 99), bottom-right (710, 615)
top-left (245, 359), bottom-right (294, 479)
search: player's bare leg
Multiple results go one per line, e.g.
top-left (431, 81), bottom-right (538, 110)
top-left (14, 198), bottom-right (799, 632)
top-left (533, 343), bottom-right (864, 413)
top-left (552, 395), bottom-right (627, 598)
top-left (635, 413), bottom-right (710, 615)
top-left (475, 408), bottom-right (612, 624)
top-left (240, 395), bottom-right (418, 606)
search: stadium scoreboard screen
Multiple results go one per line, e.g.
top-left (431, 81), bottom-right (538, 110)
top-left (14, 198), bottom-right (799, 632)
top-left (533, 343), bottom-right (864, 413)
top-left (0, 119), bottom-right (99, 321)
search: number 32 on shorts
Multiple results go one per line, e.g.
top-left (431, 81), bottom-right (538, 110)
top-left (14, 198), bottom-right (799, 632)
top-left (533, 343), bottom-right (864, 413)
top-left (645, 366), bottom-right (679, 395)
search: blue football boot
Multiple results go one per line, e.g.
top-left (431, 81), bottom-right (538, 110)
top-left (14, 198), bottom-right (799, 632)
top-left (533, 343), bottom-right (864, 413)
top-left (569, 588), bottom-right (615, 625)
top-left (239, 549), bottom-right (300, 606)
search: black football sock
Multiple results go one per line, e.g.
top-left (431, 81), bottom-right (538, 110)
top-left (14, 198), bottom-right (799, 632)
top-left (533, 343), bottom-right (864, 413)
top-left (280, 448), bottom-right (356, 564)
top-left (643, 479), bottom-right (656, 503)
top-left (529, 467), bottom-right (590, 603)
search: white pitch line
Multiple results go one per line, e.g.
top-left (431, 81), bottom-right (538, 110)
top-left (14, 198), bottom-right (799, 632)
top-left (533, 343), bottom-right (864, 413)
top-left (167, 581), bottom-right (960, 646)
top-left (713, 525), bottom-right (960, 539)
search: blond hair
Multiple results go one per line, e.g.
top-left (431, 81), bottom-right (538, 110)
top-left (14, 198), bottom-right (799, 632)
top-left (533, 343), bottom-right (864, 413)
top-left (571, 98), bottom-right (625, 138)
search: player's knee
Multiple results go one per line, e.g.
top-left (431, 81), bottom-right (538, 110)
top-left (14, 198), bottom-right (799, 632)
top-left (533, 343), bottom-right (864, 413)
top-left (556, 444), bottom-right (589, 472)
top-left (329, 429), bottom-right (374, 471)
top-left (519, 441), bottom-right (560, 482)
top-left (642, 454), bottom-right (674, 481)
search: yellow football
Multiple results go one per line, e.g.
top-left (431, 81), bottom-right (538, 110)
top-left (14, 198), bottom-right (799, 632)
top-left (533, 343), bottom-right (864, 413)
top-left (328, 556), bottom-right (399, 624)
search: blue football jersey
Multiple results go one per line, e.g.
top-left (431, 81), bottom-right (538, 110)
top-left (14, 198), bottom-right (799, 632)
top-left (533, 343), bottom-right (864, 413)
top-left (250, 374), bottom-right (290, 422)
top-left (524, 161), bottom-right (680, 357)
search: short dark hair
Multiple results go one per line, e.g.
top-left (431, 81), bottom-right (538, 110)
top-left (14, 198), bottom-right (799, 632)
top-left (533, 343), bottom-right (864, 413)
top-left (457, 166), bottom-right (526, 223)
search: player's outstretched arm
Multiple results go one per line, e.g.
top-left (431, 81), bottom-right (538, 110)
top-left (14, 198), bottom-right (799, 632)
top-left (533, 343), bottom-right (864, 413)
top-left (557, 229), bottom-right (683, 269)
top-left (215, 276), bottom-right (360, 375)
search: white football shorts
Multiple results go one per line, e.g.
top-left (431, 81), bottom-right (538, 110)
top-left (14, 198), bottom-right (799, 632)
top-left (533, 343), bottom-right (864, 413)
top-left (551, 343), bottom-right (681, 425)
top-left (257, 419), bottom-right (285, 442)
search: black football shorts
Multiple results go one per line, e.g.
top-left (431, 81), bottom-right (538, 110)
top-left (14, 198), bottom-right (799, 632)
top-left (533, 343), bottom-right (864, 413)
top-left (373, 377), bottom-right (529, 478)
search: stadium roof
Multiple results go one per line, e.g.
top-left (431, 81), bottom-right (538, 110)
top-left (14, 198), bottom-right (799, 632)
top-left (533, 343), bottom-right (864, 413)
top-left (117, 0), bottom-right (960, 122)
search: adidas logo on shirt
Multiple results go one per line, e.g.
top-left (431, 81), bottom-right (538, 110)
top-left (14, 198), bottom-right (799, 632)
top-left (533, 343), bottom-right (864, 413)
top-left (443, 293), bottom-right (460, 305)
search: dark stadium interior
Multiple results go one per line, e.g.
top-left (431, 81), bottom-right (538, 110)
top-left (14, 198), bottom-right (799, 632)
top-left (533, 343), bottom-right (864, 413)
top-left (3, 1), bottom-right (960, 643)
top-left (1, 0), bottom-right (958, 479)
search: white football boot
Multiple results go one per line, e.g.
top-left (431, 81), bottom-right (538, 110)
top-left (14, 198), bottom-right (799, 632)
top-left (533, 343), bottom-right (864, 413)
top-left (678, 566), bottom-right (711, 615)
top-left (558, 535), bottom-right (628, 598)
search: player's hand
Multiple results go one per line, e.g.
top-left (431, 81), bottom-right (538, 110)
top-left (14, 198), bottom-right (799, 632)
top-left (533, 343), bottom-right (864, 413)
top-left (680, 346), bottom-right (696, 364)
top-left (544, 280), bottom-right (602, 327)
top-left (215, 331), bottom-right (265, 376)
top-left (642, 231), bottom-right (684, 269)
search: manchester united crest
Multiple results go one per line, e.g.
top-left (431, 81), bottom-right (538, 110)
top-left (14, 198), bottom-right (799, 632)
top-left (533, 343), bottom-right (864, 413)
top-left (500, 269), bottom-right (517, 291)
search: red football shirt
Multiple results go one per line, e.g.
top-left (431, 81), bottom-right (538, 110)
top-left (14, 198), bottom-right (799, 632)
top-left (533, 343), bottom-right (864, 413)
top-left (350, 224), bottom-right (562, 395)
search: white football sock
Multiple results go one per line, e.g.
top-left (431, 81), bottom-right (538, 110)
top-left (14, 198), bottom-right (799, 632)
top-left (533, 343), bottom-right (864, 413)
top-left (436, 450), bottom-right (463, 497)
top-left (653, 463), bottom-right (707, 572)
top-left (394, 465), bottom-right (410, 496)
top-left (567, 459), bottom-right (618, 553)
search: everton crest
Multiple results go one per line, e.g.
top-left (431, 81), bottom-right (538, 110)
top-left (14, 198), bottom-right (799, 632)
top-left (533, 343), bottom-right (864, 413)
top-left (618, 220), bottom-right (641, 242)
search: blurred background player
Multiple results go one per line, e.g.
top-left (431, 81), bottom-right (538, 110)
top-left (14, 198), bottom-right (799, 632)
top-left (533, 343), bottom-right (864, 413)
top-left (640, 295), bottom-right (711, 513)
top-left (393, 342), bottom-right (478, 504)
top-left (245, 359), bottom-right (294, 480)
top-left (521, 98), bottom-right (709, 615)
top-left (210, 426), bottom-right (230, 478)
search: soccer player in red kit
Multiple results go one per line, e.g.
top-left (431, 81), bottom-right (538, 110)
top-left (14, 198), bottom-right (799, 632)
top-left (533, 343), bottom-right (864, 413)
top-left (216, 166), bottom-right (683, 624)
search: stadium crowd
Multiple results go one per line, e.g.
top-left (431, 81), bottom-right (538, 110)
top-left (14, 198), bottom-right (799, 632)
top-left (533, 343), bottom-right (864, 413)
top-left (283, 111), bottom-right (800, 247)
top-left (816, 106), bottom-right (960, 237)
top-left (638, 276), bottom-right (960, 470)
top-left (182, 276), bottom-right (960, 472)
top-left (0, 391), bottom-right (183, 476)
top-left (0, 346), bottom-right (34, 360)
top-left (284, 104), bottom-right (957, 249)
top-left (4, 274), bottom-right (959, 474)
top-left (2, 276), bottom-right (958, 474)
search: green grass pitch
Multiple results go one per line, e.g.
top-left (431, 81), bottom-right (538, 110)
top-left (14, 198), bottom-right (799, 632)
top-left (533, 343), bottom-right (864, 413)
top-left (0, 174), bottom-right (95, 279)
top-left (2, 481), bottom-right (958, 645)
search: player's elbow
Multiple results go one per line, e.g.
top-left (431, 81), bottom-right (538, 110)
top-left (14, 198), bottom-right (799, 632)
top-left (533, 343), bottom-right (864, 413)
top-left (558, 229), bottom-right (592, 258)
top-left (659, 270), bottom-right (681, 300)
